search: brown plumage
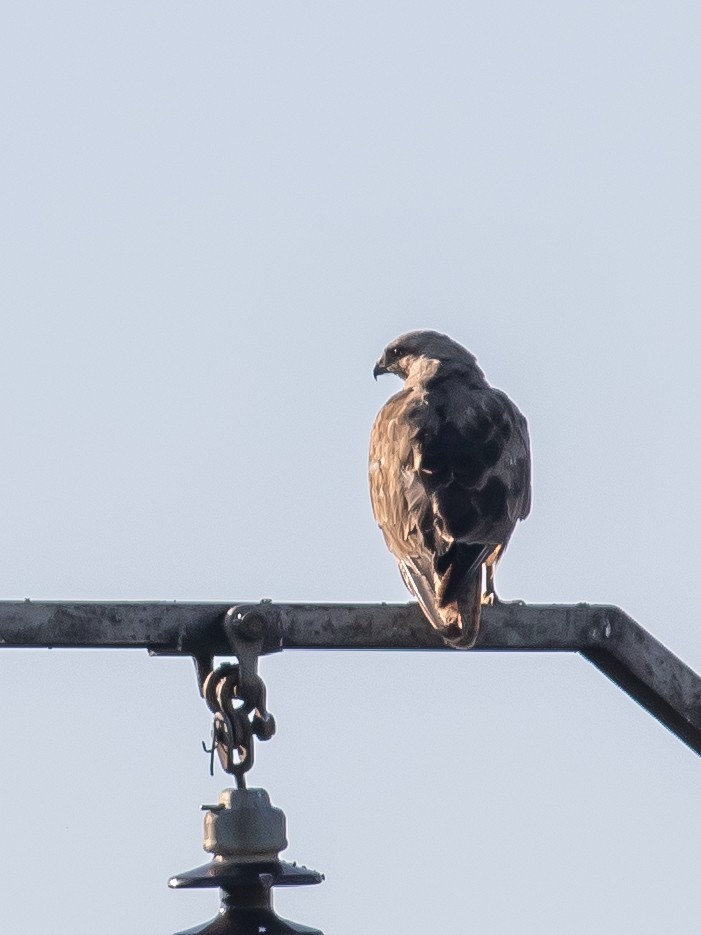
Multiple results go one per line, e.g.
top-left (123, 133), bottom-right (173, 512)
top-left (369, 330), bottom-right (531, 647)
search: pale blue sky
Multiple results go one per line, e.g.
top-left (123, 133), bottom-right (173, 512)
top-left (1, 2), bottom-right (700, 932)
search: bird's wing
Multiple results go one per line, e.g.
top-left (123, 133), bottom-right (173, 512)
top-left (369, 389), bottom-right (455, 613)
top-left (369, 388), bottom-right (423, 562)
top-left (410, 382), bottom-right (531, 602)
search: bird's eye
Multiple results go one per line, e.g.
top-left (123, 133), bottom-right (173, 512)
top-left (391, 347), bottom-right (403, 357)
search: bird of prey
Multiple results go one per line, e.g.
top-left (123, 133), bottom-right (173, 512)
top-left (369, 330), bottom-right (531, 648)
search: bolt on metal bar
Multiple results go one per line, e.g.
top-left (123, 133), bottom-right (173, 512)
top-left (0, 600), bottom-right (699, 756)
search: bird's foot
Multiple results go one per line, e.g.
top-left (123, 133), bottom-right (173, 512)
top-left (483, 592), bottom-right (525, 608)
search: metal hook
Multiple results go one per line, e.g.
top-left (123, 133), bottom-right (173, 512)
top-left (197, 607), bottom-right (279, 783)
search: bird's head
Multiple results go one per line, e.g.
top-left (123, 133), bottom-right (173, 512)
top-left (373, 330), bottom-right (485, 384)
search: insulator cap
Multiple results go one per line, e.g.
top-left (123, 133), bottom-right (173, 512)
top-left (203, 788), bottom-right (287, 861)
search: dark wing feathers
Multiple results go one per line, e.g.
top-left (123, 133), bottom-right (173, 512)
top-left (413, 384), bottom-right (530, 547)
top-left (434, 541), bottom-right (491, 606)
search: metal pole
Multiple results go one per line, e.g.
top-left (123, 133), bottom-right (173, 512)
top-left (0, 599), bottom-right (698, 756)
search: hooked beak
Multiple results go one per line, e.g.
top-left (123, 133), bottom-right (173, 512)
top-left (373, 355), bottom-right (389, 380)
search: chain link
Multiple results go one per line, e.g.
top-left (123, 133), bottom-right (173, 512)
top-left (200, 612), bottom-right (276, 787)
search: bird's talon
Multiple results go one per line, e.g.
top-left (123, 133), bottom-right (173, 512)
top-left (489, 596), bottom-right (525, 607)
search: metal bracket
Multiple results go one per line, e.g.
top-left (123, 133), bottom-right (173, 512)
top-left (0, 599), bottom-right (699, 757)
top-left (191, 604), bottom-right (282, 697)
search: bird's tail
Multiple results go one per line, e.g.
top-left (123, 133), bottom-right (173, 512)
top-left (399, 560), bottom-right (483, 649)
top-left (436, 542), bottom-right (488, 648)
top-left (449, 570), bottom-right (482, 649)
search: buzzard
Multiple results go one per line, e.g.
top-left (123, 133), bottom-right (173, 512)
top-left (369, 331), bottom-right (531, 647)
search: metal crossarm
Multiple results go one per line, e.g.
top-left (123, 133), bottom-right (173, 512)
top-left (0, 600), bottom-right (699, 756)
